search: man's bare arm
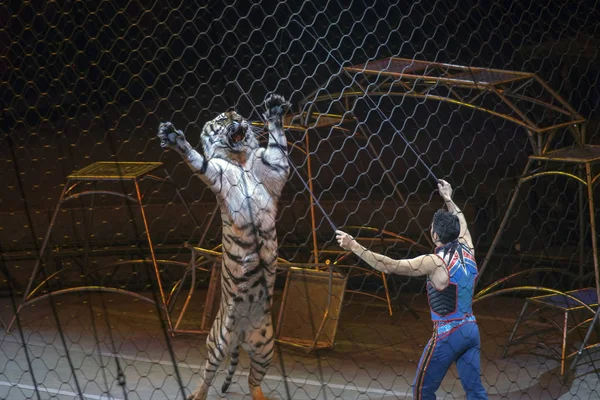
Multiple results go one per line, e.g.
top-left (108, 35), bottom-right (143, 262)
top-left (438, 179), bottom-right (474, 254)
top-left (335, 230), bottom-right (444, 276)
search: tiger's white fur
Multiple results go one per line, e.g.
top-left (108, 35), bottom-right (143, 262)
top-left (158, 94), bottom-right (291, 400)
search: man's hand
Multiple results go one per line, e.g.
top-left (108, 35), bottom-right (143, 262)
top-left (438, 179), bottom-right (453, 201)
top-left (335, 230), bottom-right (358, 252)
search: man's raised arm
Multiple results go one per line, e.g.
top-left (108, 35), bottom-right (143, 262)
top-left (438, 179), bottom-right (474, 254)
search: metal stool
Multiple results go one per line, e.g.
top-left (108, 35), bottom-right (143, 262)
top-left (6, 161), bottom-right (193, 332)
top-left (503, 288), bottom-right (599, 376)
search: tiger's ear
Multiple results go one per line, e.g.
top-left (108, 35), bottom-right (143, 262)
top-left (213, 112), bottom-right (228, 121)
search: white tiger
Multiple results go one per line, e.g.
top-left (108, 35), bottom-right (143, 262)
top-left (158, 94), bottom-right (291, 400)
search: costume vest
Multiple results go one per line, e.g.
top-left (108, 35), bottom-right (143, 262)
top-left (426, 240), bottom-right (477, 323)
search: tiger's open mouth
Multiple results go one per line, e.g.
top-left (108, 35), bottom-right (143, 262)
top-left (231, 131), bottom-right (244, 143)
top-left (227, 122), bottom-right (246, 147)
top-left (228, 129), bottom-right (245, 147)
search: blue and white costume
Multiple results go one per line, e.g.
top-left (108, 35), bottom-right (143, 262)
top-left (413, 240), bottom-right (488, 399)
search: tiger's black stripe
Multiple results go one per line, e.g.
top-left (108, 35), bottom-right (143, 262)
top-left (267, 143), bottom-right (287, 151)
top-left (225, 234), bottom-right (256, 249)
top-left (260, 156), bottom-right (288, 172)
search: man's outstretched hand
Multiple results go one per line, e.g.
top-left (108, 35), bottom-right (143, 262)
top-left (336, 230), bottom-right (357, 252)
top-left (438, 179), bottom-right (453, 201)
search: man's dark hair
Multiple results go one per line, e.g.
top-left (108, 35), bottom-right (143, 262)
top-left (432, 209), bottom-right (460, 244)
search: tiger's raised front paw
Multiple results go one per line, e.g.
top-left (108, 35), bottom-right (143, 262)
top-left (158, 121), bottom-right (186, 149)
top-left (262, 94), bottom-right (290, 122)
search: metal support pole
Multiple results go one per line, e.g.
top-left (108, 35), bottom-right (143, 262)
top-left (310, 260), bottom-right (333, 352)
top-left (561, 311), bottom-right (569, 375)
top-left (170, 203), bottom-right (219, 330)
top-left (173, 248), bottom-right (200, 332)
top-left (201, 262), bottom-right (221, 332)
top-left (502, 301), bottom-right (529, 358)
top-left (477, 159), bottom-right (533, 285)
top-left (81, 182), bottom-right (97, 281)
top-left (579, 166), bottom-right (586, 283)
top-left (305, 129), bottom-right (320, 265)
top-left (585, 162), bottom-right (599, 300)
top-left (134, 179), bottom-right (173, 331)
top-left (569, 307), bottom-right (600, 376)
top-left (6, 182), bottom-right (70, 333)
top-left (566, 161), bottom-right (600, 377)
top-left (381, 271), bottom-right (393, 316)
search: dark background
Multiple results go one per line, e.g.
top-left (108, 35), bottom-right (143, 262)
top-left (1, 0), bottom-right (599, 293)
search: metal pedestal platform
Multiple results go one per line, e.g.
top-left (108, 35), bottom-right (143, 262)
top-left (6, 161), bottom-right (194, 333)
top-left (502, 288), bottom-right (600, 376)
top-left (478, 145), bottom-right (600, 375)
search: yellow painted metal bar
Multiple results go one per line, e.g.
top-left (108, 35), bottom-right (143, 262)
top-left (521, 171), bottom-right (587, 185)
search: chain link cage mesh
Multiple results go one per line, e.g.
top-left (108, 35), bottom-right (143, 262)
top-left (1, 1), bottom-right (600, 399)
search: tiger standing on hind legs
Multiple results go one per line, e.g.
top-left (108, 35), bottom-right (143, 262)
top-left (158, 94), bottom-right (291, 400)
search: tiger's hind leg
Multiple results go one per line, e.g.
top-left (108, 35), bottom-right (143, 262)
top-left (245, 317), bottom-right (276, 400)
top-left (187, 309), bottom-right (234, 400)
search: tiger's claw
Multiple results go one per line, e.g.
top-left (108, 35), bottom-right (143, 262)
top-left (263, 94), bottom-right (290, 122)
top-left (158, 121), bottom-right (185, 148)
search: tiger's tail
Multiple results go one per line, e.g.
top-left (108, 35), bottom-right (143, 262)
top-left (221, 345), bottom-right (240, 393)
